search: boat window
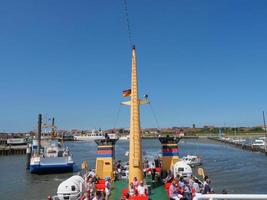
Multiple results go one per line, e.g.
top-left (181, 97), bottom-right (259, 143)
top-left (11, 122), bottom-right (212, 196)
top-left (178, 168), bottom-right (184, 172)
top-left (71, 185), bottom-right (75, 191)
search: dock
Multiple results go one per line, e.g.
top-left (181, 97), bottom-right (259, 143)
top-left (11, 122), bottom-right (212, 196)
top-left (0, 138), bottom-right (27, 156)
top-left (208, 137), bottom-right (267, 156)
top-left (0, 145), bottom-right (27, 155)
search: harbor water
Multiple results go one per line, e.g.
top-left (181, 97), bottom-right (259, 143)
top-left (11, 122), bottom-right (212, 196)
top-left (0, 138), bottom-right (267, 200)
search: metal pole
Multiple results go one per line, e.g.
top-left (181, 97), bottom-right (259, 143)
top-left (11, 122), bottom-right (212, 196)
top-left (37, 114), bottom-right (42, 155)
top-left (263, 111), bottom-right (267, 154)
top-left (51, 117), bottom-right (55, 138)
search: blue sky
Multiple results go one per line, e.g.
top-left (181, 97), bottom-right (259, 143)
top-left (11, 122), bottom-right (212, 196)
top-left (0, 0), bottom-right (267, 132)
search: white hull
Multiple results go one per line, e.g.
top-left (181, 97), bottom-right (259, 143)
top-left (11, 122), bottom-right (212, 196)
top-left (74, 135), bottom-right (105, 141)
top-left (119, 135), bottom-right (130, 140)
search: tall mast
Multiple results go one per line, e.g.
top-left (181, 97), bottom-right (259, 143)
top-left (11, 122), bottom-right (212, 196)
top-left (129, 45), bottom-right (143, 183)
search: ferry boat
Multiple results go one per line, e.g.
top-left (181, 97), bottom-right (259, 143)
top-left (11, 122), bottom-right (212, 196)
top-left (28, 115), bottom-right (74, 174)
top-left (51, 46), bottom-right (200, 200)
top-left (50, 45), bottom-right (267, 200)
top-left (74, 130), bottom-right (105, 141)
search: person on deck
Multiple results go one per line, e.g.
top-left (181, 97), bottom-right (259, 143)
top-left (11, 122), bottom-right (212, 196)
top-left (202, 179), bottom-right (211, 194)
top-left (105, 177), bottom-right (111, 200)
top-left (151, 163), bottom-right (156, 182)
top-left (86, 177), bottom-right (95, 196)
top-left (133, 177), bottom-right (139, 190)
top-left (192, 178), bottom-right (200, 193)
top-left (183, 180), bottom-right (192, 200)
top-left (81, 192), bottom-right (90, 200)
top-left (169, 181), bottom-right (183, 200)
top-left (88, 169), bottom-right (96, 178)
top-left (137, 181), bottom-right (147, 196)
top-left (143, 159), bottom-right (149, 177)
top-left (129, 182), bottom-right (135, 196)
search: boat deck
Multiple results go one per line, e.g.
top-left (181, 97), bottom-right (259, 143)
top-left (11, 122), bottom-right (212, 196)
top-left (110, 175), bottom-right (169, 200)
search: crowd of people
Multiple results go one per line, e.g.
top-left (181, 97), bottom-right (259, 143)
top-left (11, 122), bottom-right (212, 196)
top-left (119, 177), bottom-right (149, 200)
top-left (59, 157), bottom-right (218, 200)
top-left (80, 169), bottom-right (111, 200)
top-left (166, 172), bottom-right (214, 200)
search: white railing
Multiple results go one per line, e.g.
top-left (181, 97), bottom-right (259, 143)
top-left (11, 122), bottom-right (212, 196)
top-left (195, 194), bottom-right (267, 200)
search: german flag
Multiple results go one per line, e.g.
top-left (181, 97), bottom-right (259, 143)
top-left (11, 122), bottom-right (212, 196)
top-left (122, 89), bottom-right (131, 97)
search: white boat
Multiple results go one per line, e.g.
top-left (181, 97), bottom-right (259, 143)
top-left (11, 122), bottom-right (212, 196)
top-left (74, 130), bottom-right (105, 141)
top-left (182, 155), bottom-right (202, 167)
top-left (29, 115), bottom-right (74, 174)
top-left (108, 133), bottom-right (119, 139)
top-left (231, 138), bottom-right (246, 143)
top-left (119, 135), bottom-right (130, 140)
top-left (7, 138), bottom-right (27, 145)
top-left (252, 139), bottom-right (266, 148)
top-left (30, 138), bottom-right (74, 173)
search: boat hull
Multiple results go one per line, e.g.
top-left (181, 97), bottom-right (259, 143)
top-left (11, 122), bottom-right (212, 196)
top-left (30, 163), bottom-right (74, 174)
top-left (29, 157), bottom-right (74, 174)
top-left (74, 136), bottom-right (104, 141)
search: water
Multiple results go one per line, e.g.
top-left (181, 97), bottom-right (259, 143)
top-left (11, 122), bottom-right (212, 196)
top-left (0, 138), bottom-right (267, 200)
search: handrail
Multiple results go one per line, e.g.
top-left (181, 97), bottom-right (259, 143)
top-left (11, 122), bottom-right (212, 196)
top-left (195, 194), bottom-right (267, 200)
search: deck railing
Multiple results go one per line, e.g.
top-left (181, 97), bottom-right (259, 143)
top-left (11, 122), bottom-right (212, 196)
top-left (195, 194), bottom-right (267, 200)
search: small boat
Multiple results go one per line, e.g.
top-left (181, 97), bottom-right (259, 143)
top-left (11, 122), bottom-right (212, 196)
top-left (231, 138), bottom-right (246, 144)
top-left (107, 133), bottom-right (119, 139)
top-left (63, 134), bottom-right (74, 141)
top-left (182, 155), bottom-right (202, 167)
top-left (119, 135), bottom-right (130, 140)
top-left (252, 139), bottom-right (266, 148)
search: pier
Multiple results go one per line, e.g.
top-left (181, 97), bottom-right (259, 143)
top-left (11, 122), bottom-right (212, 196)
top-left (0, 145), bottom-right (27, 155)
top-left (208, 137), bottom-right (267, 156)
top-left (0, 138), bottom-right (27, 156)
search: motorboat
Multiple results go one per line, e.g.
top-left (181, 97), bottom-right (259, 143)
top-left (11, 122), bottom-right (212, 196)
top-left (252, 139), bottom-right (266, 148)
top-left (182, 155), bottom-right (202, 167)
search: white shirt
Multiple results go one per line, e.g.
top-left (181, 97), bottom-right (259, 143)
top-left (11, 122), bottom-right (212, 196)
top-left (137, 185), bottom-right (146, 195)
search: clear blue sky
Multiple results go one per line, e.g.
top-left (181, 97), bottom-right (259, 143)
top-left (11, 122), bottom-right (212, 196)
top-left (0, 0), bottom-right (267, 132)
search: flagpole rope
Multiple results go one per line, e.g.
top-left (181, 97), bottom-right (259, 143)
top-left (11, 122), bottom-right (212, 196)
top-left (122, 0), bottom-right (133, 47)
top-left (149, 102), bottom-right (160, 131)
top-left (113, 104), bottom-right (122, 129)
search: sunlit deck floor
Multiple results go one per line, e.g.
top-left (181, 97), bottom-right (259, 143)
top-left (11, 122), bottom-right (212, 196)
top-left (110, 175), bottom-right (169, 200)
